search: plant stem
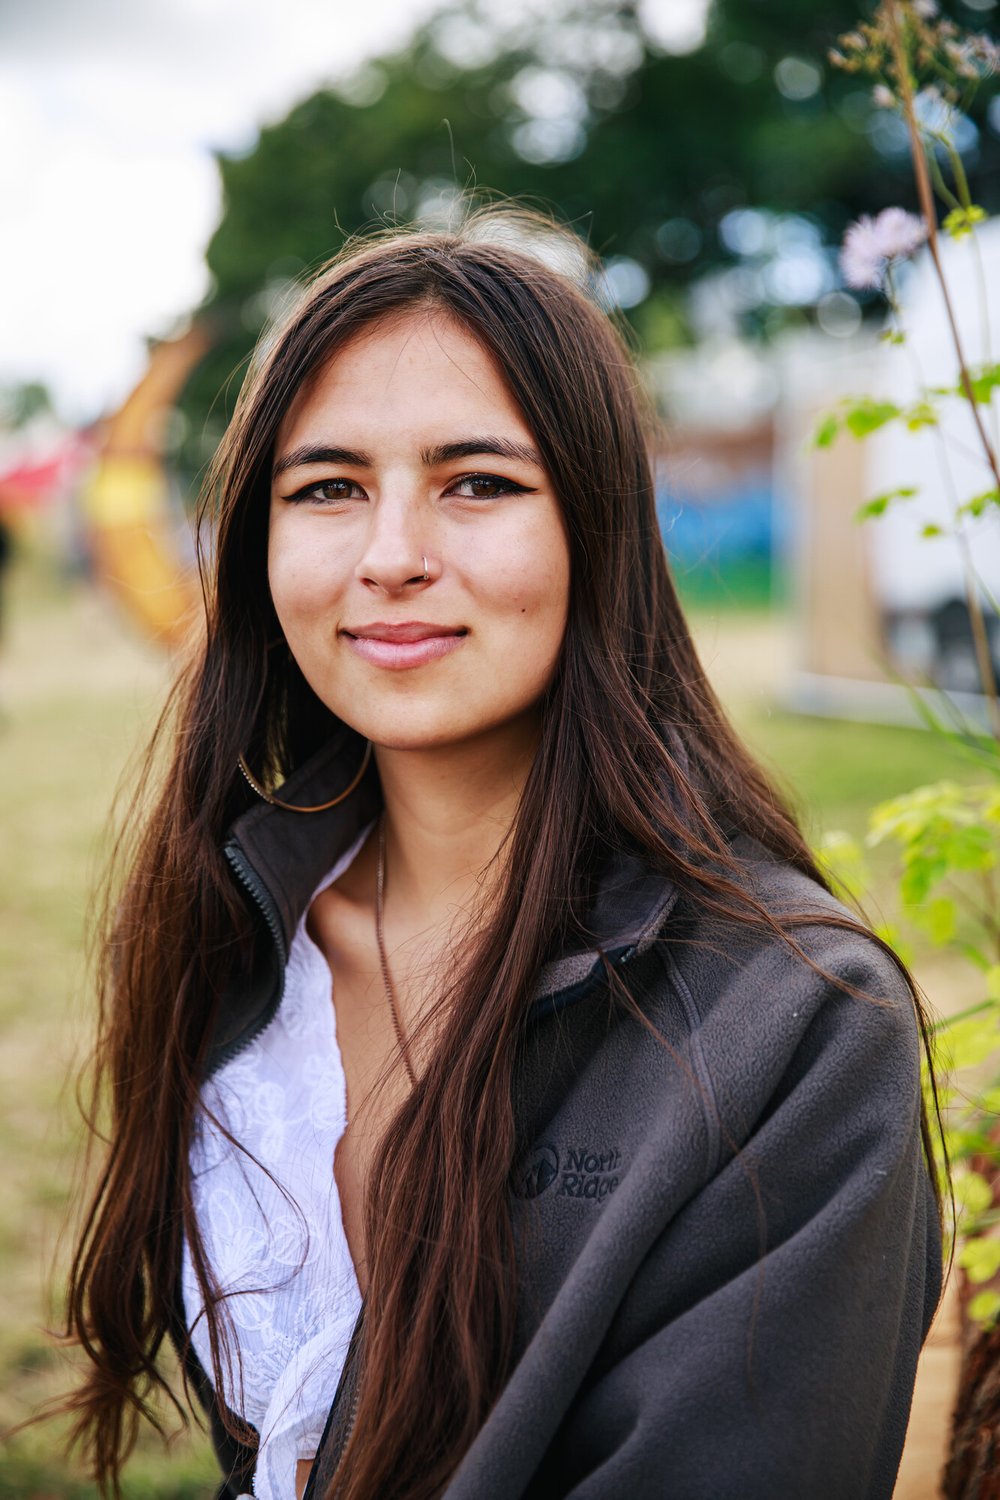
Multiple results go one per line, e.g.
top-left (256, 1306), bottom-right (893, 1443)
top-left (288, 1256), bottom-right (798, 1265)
top-left (968, 228), bottom-right (1000, 456)
top-left (966, 1208), bottom-right (1000, 1230)
top-left (941, 141), bottom-right (999, 450)
top-left (883, 0), bottom-right (1000, 738)
top-left (986, 863), bottom-right (1000, 963)
top-left (932, 996), bottom-right (999, 1030)
top-left (883, 1), bottom-right (1000, 495)
top-left (945, 139), bottom-right (973, 214)
top-left (957, 526), bottom-right (1000, 737)
top-left (927, 142), bottom-right (962, 214)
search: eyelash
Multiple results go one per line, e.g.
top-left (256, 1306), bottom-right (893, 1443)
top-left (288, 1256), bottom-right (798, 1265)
top-left (283, 472), bottom-right (532, 505)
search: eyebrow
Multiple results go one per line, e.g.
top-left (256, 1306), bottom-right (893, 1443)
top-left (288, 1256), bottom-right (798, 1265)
top-left (271, 436), bottom-right (544, 481)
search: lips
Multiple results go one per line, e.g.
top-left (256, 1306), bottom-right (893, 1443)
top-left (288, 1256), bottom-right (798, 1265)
top-left (342, 621), bottom-right (468, 671)
top-left (346, 622), bottom-right (466, 643)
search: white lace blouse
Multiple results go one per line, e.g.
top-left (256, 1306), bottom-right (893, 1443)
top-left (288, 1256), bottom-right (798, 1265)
top-left (180, 821), bottom-right (375, 1499)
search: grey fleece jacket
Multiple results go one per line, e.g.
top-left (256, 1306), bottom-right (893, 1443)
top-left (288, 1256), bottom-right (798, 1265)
top-left (183, 734), bottom-right (942, 1500)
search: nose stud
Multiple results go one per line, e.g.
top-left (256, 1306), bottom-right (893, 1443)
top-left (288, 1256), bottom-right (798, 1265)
top-left (421, 554), bottom-right (429, 580)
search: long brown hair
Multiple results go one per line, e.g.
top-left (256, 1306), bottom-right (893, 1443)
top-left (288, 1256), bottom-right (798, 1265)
top-left (63, 207), bottom-right (945, 1499)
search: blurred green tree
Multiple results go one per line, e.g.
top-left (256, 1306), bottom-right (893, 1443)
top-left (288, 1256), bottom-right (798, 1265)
top-left (177, 0), bottom-right (999, 475)
top-left (0, 380), bottom-right (55, 429)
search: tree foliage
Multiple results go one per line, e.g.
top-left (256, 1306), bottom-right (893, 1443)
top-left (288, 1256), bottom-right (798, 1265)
top-left (176, 0), bottom-right (999, 472)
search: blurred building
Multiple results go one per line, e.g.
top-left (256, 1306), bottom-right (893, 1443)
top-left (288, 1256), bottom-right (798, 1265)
top-left (776, 221), bottom-right (1000, 723)
top-left (649, 338), bottom-right (781, 609)
top-left (648, 218), bottom-right (1000, 727)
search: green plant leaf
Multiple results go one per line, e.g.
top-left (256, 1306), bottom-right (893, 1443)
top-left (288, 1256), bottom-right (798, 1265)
top-left (875, 922), bottom-right (911, 963)
top-left (905, 401), bottom-right (938, 430)
top-left (943, 205), bottom-right (989, 239)
top-left (927, 365), bottom-right (1000, 404)
top-left (957, 489), bottom-right (1000, 520)
top-left (921, 523), bottom-right (945, 538)
top-left (955, 1170), bottom-right (995, 1218)
top-left (813, 413), bottom-right (840, 448)
top-left (924, 896), bottom-right (957, 945)
top-left (938, 1012), bottom-right (1000, 1072)
top-left (816, 829), bottom-right (868, 901)
top-left (900, 861), bottom-right (934, 905)
top-left (968, 1289), bottom-right (1000, 1327)
top-left (844, 399), bottom-right (903, 439)
top-left (958, 1236), bottom-right (1000, 1283)
top-left (947, 1123), bottom-right (997, 1160)
top-left (967, 365), bottom-right (1000, 405)
top-left (855, 485), bottom-right (918, 521)
top-left (862, 773), bottom-right (1000, 1196)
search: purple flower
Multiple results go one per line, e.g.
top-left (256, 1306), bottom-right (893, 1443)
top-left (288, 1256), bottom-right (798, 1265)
top-left (840, 207), bottom-right (928, 290)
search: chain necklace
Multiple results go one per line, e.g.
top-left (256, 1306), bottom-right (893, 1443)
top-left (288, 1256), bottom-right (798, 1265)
top-left (375, 813), bottom-right (418, 1088)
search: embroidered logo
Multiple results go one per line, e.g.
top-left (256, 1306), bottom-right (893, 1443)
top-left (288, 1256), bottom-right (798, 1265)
top-left (513, 1144), bottom-right (560, 1198)
top-left (558, 1146), bottom-right (622, 1200)
top-left (513, 1144), bottom-right (624, 1201)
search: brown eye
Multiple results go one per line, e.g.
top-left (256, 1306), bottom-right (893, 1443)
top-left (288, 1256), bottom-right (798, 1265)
top-left (316, 479), bottom-right (358, 501)
top-left (451, 474), bottom-right (529, 499)
top-left (284, 477), bottom-right (365, 504)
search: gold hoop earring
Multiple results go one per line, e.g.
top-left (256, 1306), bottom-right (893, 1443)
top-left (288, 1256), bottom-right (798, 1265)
top-left (238, 740), bottom-right (373, 813)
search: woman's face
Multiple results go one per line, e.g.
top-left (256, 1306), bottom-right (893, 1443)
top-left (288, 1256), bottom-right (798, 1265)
top-left (267, 307), bottom-right (571, 753)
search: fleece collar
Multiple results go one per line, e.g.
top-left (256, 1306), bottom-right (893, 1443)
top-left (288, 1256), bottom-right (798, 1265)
top-left (213, 729), bottom-right (678, 1071)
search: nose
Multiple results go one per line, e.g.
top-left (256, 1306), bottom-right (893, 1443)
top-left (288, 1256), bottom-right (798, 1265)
top-left (355, 490), bottom-right (435, 595)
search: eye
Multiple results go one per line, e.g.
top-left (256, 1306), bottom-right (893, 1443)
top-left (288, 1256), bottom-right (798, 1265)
top-left (284, 477), bottom-right (366, 504)
top-left (449, 473), bottom-right (532, 500)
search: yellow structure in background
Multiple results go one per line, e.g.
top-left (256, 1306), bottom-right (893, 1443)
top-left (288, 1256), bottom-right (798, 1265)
top-left (81, 324), bottom-right (210, 649)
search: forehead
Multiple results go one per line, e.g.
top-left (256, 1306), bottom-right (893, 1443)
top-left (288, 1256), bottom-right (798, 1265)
top-left (276, 307), bottom-right (531, 446)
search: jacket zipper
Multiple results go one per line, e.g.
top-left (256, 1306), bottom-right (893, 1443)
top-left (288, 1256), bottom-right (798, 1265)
top-left (341, 1380), bottom-right (361, 1464)
top-left (220, 833), bottom-right (643, 1074)
top-left (334, 1304), bottom-right (365, 1456)
top-left (299, 1307), bottom-right (365, 1499)
top-left (214, 841), bottom-right (289, 1073)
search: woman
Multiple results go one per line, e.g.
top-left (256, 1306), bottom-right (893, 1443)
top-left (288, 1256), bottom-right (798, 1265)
top-left (65, 209), bottom-right (943, 1500)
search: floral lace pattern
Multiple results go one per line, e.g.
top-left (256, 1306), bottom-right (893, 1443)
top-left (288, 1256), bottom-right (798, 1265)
top-left (181, 823), bottom-right (374, 1499)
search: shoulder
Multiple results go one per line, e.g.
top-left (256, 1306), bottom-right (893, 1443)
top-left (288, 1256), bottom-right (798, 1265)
top-left (668, 829), bottom-right (915, 1017)
top-left (652, 833), bottom-right (923, 1142)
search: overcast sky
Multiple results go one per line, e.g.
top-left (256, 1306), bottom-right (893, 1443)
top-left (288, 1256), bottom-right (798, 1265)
top-left (2, 0), bottom-right (708, 422)
top-left (0, 0), bottom-right (451, 420)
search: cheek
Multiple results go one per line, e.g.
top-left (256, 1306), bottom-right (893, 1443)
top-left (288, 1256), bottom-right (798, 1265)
top-left (519, 514), bottom-right (571, 615)
top-left (485, 520), bottom-right (570, 658)
top-left (267, 523), bottom-right (339, 629)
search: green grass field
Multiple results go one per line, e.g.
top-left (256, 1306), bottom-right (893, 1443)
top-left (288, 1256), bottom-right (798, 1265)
top-left (0, 557), bottom-right (975, 1495)
top-left (0, 561), bottom-right (217, 1497)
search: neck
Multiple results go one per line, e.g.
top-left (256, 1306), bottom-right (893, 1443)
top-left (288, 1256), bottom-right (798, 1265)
top-left (374, 713), bottom-right (539, 933)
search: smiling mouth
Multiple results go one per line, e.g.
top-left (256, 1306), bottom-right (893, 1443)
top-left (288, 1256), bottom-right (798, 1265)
top-left (342, 626), bottom-right (469, 671)
top-left (344, 622), bottom-right (468, 642)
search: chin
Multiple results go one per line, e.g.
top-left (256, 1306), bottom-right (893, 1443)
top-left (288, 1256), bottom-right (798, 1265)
top-left (342, 702), bottom-right (531, 755)
top-left (363, 721), bottom-right (486, 754)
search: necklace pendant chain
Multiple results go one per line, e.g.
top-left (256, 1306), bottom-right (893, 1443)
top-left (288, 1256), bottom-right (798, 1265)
top-left (376, 814), bottom-right (418, 1088)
